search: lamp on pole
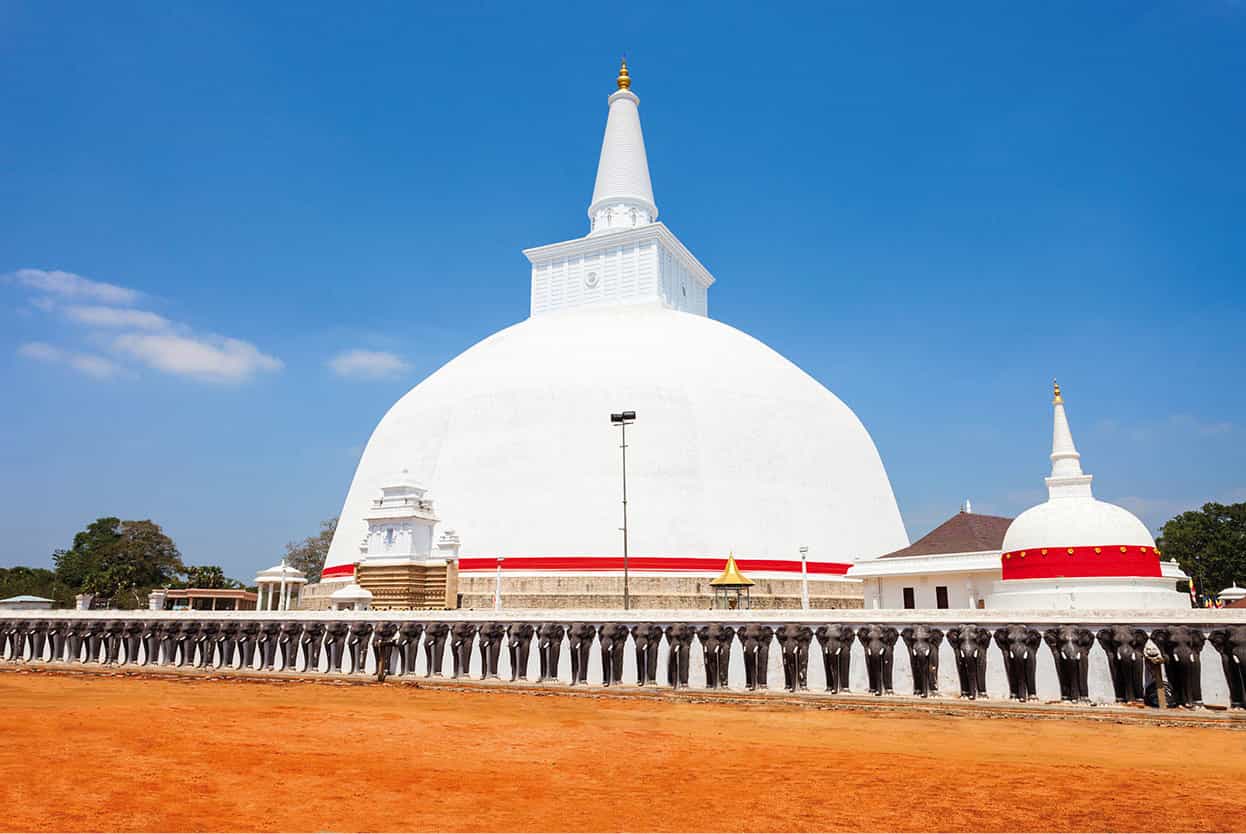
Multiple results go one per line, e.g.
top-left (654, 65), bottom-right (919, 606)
top-left (610, 410), bottom-right (636, 610)
top-left (799, 546), bottom-right (809, 610)
top-left (494, 556), bottom-right (505, 611)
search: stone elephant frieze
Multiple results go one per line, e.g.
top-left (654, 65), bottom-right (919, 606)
top-left (630, 623), bottom-right (663, 687)
top-left (322, 621), bottom-right (349, 673)
top-left (664, 623), bottom-right (696, 690)
top-left (1150, 626), bottom-right (1206, 708)
top-left (994, 625), bottom-right (1041, 702)
top-left (597, 623), bottom-right (628, 686)
top-left (814, 624), bottom-right (854, 694)
top-left (537, 623), bottom-right (564, 682)
top-left (84, 620), bottom-right (108, 664)
top-left (945, 625), bottom-right (991, 700)
top-left (372, 622), bottom-right (399, 680)
top-left (1043, 626), bottom-right (1094, 703)
top-left (256, 621), bottom-right (281, 671)
top-left (506, 622), bottom-right (535, 681)
top-left (1095, 626), bottom-right (1147, 704)
top-left (857, 625), bottom-right (898, 696)
top-left (449, 622), bottom-right (477, 679)
top-left (477, 621), bottom-right (506, 680)
top-left (395, 622), bottom-right (424, 676)
top-left (566, 623), bottom-right (596, 685)
top-left (423, 622), bottom-right (449, 677)
top-left (276, 621), bottom-right (302, 671)
top-left (697, 624), bottom-right (735, 690)
top-left (347, 621), bottom-right (374, 675)
top-left (739, 623), bottom-right (774, 691)
top-left (1208, 625), bottom-right (1246, 710)
top-left (299, 621), bottom-right (325, 672)
top-left (900, 625), bottom-right (943, 698)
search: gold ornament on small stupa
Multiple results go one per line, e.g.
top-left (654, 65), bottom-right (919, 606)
top-left (616, 57), bottom-right (631, 90)
top-left (1052, 379), bottom-right (1063, 405)
top-left (710, 552), bottom-right (754, 587)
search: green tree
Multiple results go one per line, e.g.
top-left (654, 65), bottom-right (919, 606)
top-left (283, 517), bottom-right (337, 578)
top-left (1157, 502), bottom-right (1246, 602)
top-left (180, 565), bottom-right (242, 589)
top-left (52, 517), bottom-right (186, 608)
top-left (0, 566), bottom-right (74, 607)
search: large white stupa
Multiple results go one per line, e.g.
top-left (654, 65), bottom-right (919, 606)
top-left (321, 62), bottom-right (908, 591)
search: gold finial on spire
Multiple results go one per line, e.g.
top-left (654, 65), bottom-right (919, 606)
top-left (1053, 379), bottom-right (1063, 405)
top-left (710, 552), bottom-right (755, 587)
top-left (616, 57), bottom-right (631, 90)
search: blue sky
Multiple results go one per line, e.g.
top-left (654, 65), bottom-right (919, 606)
top-left (2, 2), bottom-right (1243, 579)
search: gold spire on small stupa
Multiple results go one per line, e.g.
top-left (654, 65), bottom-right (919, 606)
top-left (1053, 379), bottom-right (1063, 405)
top-left (710, 552), bottom-right (754, 587)
top-left (616, 57), bottom-right (631, 90)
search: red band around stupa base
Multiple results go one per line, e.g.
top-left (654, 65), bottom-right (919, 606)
top-left (1000, 545), bottom-right (1162, 581)
top-left (320, 556), bottom-right (851, 582)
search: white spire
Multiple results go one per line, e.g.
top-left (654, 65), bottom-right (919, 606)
top-left (1046, 380), bottom-right (1094, 499)
top-left (588, 59), bottom-right (657, 236)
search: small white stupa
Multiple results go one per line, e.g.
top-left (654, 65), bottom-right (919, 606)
top-left (991, 381), bottom-right (1189, 609)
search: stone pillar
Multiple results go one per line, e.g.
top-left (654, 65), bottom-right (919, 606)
top-left (148, 590), bottom-right (168, 611)
top-left (75, 593), bottom-right (94, 611)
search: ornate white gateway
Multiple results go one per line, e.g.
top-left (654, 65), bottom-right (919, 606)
top-left (322, 62), bottom-right (908, 592)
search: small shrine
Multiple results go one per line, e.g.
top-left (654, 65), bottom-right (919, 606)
top-left (710, 553), bottom-right (754, 610)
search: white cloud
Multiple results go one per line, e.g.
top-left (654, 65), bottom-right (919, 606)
top-left (63, 304), bottom-right (170, 330)
top-left (17, 341), bottom-right (121, 380)
top-left (9, 268), bottom-right (141, 305)
top-left (113, 332), bottom-right (283, 383)
top-left (328, 349), bottom-right (411, 380)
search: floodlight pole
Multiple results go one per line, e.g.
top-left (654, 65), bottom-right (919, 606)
top-left (611, 411), bottom-right (636, 610)
top-left (799, 546), bottom-right (809, 610)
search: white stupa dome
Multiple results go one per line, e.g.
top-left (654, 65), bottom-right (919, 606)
top-left (322, 63), bottom-right (908, 582)
top-left (991, 382), bottom-right (1188, 610)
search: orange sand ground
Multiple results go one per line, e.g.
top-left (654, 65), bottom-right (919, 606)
top-left (1, 671), bottom-right (1244, 832)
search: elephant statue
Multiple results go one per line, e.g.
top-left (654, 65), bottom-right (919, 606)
top-left (1208, 625), bottom-right (1246, 710)
top-left (256, 621), bottom-right (281, 671)
top-left (994, 625), bottom-right (1041, 702)
top-left (598, 623), bottom-right (629, 686)
top-left (299, 621), bottom-right (325, 672)
top-left (1149, 626), bottom-right (1205, 708)
top-left (217, 621), bottom-right (240, 669)
top-left (121, 620), bottom-right (144, 664)
top-left (7, 620), bottom-right (28, 662)
top-left (477, 621), bottom-right (506, 680)
top-left (395, 622), bottom-right (424, 676)
top-left (323, 620), bottom-right (349, 673)
top-left (196, 621), bottom-right (219, 668)
top-left (900, 625), bottom-right (944, 698)
top-left (567, 623), bottom-right (596, 685)
top-left (157, 621), bottom-right (180, 666)
top-left (0, 620), bottom-right (11, 660)
top-left (774, 625), bottom-right (812, 692)
top-left (664, 623), bottom-right (696, 689)
top-left (84, 620), bottom-right (108, 663)
top-left (857, 625), bottom-right (899, 696)
top-left (1095, 626), bottom-right (1147, 704)
top-left (450, 622), bottom-right (477, 679)
top-left (372, 621), bottom-right (399, 681)
top-left (537, 623), bottom-right (565, 682)
top-left (1043, 626), bottom-right (1094, 703)
top-left (103, 620), bottom-right (125, 665)
top-left (140, 620), bottom-right (162, 666)
top-left (507, 622), bottom-right (535, 681)
top-left (237, 621), bottom-right (261, 669)
top-left (945, 625), bottom-right (991, 699)
top-left (277, 621), bottom-right (301, 671)
top-left (176, 621), bottom-right (202, 667)
top-left (630, 623), bottom-right (663, 686)
top-left (423, 622), bottom-right (450, 677)
top-left (347, 621), bottom-right (374, 675)
top-left (27, 620), bottom-right (49, 663)
top-left (47, 620), bottom-right (68, 662)
top-left (697, 624), bottom-right (735, 690)
top-left (814, 624), bottom-right (854, 694)
top-left (739, 623), bottom-right (774, 690)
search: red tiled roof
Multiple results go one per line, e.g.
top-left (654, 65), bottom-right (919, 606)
top-left (880, 511), bottom-right (1013, 559)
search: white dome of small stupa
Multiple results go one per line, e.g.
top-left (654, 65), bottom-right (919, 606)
top-left (321, 62), bottom-right (909, 583)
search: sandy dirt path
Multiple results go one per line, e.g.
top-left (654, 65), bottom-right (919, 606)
top-left (1, 671), bottom-right (1243, 832)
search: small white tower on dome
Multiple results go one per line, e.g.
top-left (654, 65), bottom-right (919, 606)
top-left (1047, 380), bottom-right (1094, 499)
top-left (588, 59), bottom-right (658, 235)
top-left (361, 469), bottom-right (441, 561)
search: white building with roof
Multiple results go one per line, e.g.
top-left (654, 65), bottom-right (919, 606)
top-left (320, 61), bottom-right (908, 595)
